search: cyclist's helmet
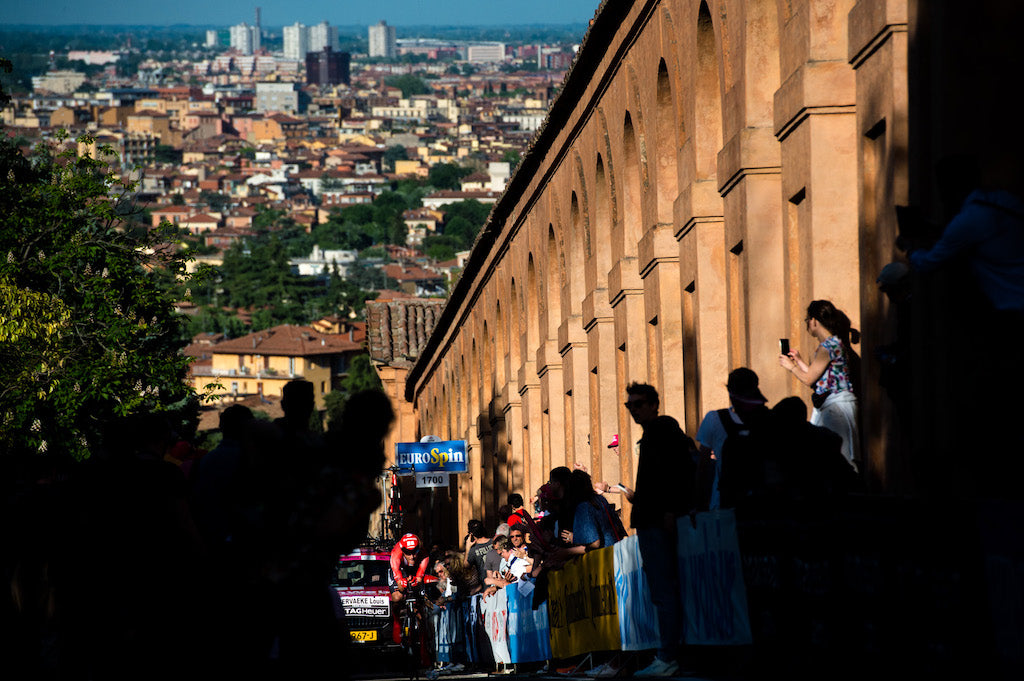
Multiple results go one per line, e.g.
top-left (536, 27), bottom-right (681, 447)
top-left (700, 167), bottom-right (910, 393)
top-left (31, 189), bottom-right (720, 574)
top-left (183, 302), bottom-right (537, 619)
top-left (399, 533), bottom-right (420, 553)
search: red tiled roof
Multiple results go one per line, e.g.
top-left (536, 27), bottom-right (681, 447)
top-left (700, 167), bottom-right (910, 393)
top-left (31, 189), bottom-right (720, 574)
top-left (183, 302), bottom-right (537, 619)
top-left (382, 264), bottom-right (443, 282)
top-left (210, 323), bottom-right (364, 357)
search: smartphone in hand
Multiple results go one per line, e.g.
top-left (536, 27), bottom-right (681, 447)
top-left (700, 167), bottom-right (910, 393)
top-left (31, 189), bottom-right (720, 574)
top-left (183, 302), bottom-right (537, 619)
top-left (779, 338), bottom-right (790, 355)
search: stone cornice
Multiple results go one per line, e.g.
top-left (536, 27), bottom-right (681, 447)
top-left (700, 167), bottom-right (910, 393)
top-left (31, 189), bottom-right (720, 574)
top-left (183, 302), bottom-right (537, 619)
top-left (773, 61), bottom-right (856, 142)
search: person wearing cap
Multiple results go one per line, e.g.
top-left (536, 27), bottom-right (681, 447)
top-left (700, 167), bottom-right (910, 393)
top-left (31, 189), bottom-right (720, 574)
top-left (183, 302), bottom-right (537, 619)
top-left (695, 368), bottom-right (766, 510)
top-left (389, 533), bottom-right (430, 603)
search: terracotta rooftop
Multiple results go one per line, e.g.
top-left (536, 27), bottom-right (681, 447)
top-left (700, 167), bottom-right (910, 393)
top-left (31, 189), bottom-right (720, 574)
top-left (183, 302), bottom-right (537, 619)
top-left (366, 299), bottom-right (446, 367)
top-left (382, 264), bottom-right (443, 282)
top-left (210, 323), bottom-right (365, 357)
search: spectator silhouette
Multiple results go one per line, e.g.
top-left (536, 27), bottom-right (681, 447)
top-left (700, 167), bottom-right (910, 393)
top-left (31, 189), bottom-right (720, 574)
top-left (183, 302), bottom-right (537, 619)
top-left (771, 396), bottom-right (859, 504)
top-left (625, 382), bottom-right (698, 677)
top-left (59, 413), bottom-right (204, 679)
top-left (695, 367), bottom-right (765, 510)
top-left (908, 154), bottom-right (1024, 313)
top-left (717, 375), bottom-right (774, 513)
top-left (193, 404), bottom-right (254, 550)
top-left (906, 156), bottom-right (1024, 497)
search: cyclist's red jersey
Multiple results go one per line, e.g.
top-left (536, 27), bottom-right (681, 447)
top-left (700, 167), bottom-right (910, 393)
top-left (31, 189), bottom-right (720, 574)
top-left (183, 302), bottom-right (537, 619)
top-left (389, 542), bottom-right (429, 588)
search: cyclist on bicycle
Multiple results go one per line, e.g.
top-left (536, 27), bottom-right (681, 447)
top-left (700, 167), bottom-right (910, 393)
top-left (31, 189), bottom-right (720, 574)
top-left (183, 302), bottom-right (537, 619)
top-left (389, 533), bottom-right (430, 603)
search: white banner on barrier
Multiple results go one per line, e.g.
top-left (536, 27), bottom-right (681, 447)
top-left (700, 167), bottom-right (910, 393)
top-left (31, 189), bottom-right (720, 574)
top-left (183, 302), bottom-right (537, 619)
top-left (481, 587), bottom-right (511, 663)
top-left (677, 509), bottom-right (753, 646)
top-left (613, 534), bottom-right (662, 651)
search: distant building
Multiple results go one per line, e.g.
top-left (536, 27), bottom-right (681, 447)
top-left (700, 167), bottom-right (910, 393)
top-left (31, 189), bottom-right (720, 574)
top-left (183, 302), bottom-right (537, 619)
top-left (291, 245), bottom-right (357, 277)
top-left (368, 20), bottom-right (397, 59)
top-left (205, 30), bottom-right (219, 48)
top-left (255, 81), bottom-right (301, 114)
top-left (31, 70), bottom-right (87, 95)
top-left (190, 322), bottom-right (367, 410)
top-left (309, 21), bottom-right (340, 53)
top-left (421, 190), bottom-right (501, 210)
top-left (230, 22), bottom-right (260, 55)
top-left (67, 50), bottom-right (120, 66)
top-left (467, 43), bottom-right (506, 63)
top-left (306, 48), bottom-right (350, 86)
top-left (283, 23), bottom-right (309, 61)
top-left (487, 162), bottom-right (510, 191)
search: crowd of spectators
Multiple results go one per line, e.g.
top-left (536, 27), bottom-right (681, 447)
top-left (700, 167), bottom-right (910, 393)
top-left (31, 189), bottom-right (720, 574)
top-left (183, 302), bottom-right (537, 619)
top-left (5, 379), bottom-right (394, 679)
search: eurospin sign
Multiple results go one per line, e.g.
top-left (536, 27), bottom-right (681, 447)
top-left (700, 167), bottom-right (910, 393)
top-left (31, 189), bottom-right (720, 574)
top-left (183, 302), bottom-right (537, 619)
top-left (395, 440), bottom-right (468, 475)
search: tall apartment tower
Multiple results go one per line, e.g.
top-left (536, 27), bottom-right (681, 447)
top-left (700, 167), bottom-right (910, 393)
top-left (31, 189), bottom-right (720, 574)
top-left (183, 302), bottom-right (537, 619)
top-left (309, 21), bottom-right (339, 53)
top-left (283, 23), bottom-right (309, 60)
top-left (205, 30), bottom-right (219, 48)
top-left (368, 20), bottom-right (396, 59)
top-left (230, 23), bottom-right (255, 55)
top-left (253, 7), bottom-right (262, 52)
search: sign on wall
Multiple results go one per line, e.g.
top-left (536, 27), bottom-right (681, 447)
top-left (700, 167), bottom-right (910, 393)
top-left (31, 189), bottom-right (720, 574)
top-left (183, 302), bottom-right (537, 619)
top-left (395, 440), bottom-right (468, 475)
top-left (415, 472), bottom-right (450, 489)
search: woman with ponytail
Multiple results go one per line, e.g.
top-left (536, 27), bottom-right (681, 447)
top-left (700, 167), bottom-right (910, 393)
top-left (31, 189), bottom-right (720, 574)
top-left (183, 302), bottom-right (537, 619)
top-left (779, 300), bottom-right (861, 470)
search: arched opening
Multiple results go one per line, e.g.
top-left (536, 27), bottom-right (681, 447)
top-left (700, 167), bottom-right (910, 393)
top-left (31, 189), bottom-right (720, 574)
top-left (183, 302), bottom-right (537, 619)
top-left (471, 339), bottom-right (480, 428)
top-left (593, 154), bottom-right (612, 288)
top-left (546, 225), bottom-right (563, 338)
top-left (526, 254), bottom-right (541, 352)
top-left (481, 320), bottom-right (492, 398)
top-left (509, 279), bottom-right (522, 370)
top-left (459, 354), bottom-right (468, 437)
top-left (568, 192), bottom-right (587, 312)
top-left (695, 2), bottom-right (724, 182)
top-left (494, 300), bottom-right (506, 388)
top-left (656, 59), bottom-right (680, 221)
top-left (622, 111), bottom-right (643, 256)
top-left (441, 385), bottom-right (448, 438)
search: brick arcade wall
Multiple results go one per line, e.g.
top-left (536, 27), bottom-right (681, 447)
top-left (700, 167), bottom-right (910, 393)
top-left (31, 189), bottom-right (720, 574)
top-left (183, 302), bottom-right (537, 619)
top-left (403, 0), bottom-right (912, 527)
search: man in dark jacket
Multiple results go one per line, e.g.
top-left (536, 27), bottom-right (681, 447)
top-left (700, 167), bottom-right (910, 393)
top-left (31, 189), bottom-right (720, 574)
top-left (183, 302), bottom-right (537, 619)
top-left (625, 383), bottom-right (697, 677)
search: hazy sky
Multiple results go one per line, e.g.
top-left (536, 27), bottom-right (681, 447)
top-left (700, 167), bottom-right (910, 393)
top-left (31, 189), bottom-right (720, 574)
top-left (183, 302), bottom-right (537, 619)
top-left (0, 0), bottom-right (600, 26)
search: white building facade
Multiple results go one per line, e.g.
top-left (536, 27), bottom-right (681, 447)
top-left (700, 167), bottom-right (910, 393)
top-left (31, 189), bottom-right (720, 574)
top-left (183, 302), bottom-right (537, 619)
top-left (282, 23), bottom-right (310, 61)
top-left (368, 20), bottom-right (397, 59)
top-left (466, 43), bottom-right (506, 63)
top-left (230, 23), bottom-right (260, 55)
top-left (309, 21), bottom-right (340, 53)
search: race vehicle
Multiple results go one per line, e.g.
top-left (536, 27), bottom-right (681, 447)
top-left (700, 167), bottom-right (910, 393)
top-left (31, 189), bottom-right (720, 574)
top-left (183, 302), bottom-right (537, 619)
top-left (331, 548), bottom-right (400, 648)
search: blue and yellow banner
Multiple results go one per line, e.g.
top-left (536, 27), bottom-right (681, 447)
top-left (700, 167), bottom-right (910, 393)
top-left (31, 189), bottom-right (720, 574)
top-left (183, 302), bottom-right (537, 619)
top-left (395, 440), bottom-right (468, 474)
top-left (507, 581), bottom-right (551, 663)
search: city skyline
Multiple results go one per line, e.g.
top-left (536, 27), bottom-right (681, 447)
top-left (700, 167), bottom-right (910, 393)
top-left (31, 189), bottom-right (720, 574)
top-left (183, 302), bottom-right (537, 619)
top-left (0, 0), bottom-right (599, 27)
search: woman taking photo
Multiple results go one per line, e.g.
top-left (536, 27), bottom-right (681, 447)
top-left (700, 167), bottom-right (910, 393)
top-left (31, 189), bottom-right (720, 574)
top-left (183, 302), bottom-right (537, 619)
top-left (779, 299), bottom-right (861, 471)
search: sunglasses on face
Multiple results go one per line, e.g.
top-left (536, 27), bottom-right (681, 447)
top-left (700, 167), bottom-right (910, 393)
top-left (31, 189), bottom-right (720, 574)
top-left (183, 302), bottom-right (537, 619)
top-left (511, 533), bottom-right (523, 538)
top-left (624, 400), bottom-right (646, 410)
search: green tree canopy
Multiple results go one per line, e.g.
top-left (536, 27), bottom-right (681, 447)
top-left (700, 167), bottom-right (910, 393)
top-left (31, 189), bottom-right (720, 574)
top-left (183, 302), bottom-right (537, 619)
top-left (444, 199), bottom-right (491, 232)
top-left (383, 144), bottom-right (409, 171)
top-left (0, 131), bottom-right (195, 460)
top-left (383, 74), bottom-right (431, 98)
top-left (428, 162), bottom-right (472, 191)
